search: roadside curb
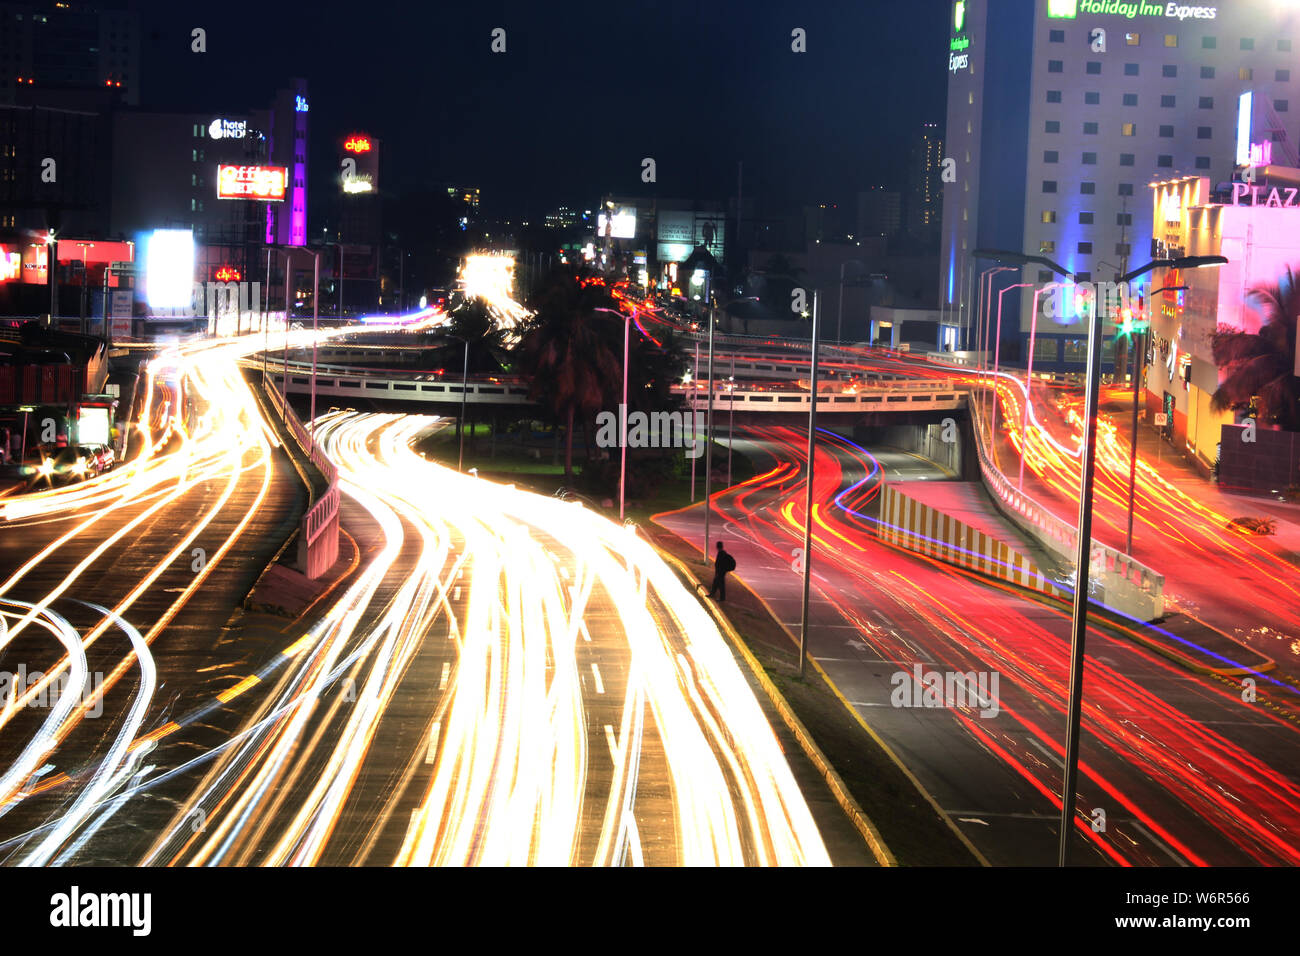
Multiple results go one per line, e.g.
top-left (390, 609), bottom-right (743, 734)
top-left (652, 543), bottom-right (898, 867)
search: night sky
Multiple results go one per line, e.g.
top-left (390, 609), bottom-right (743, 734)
top-left (133, 0), bottom-right (948, 218)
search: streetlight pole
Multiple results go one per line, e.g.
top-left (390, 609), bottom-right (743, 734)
top-left (619, 307), bottom-right (630, 521)
top-left (691, 342), bottom-right (699, 502)
top-left (310, 250), bottom-right (320, 449)
top-left (459, 338), bottom-right (469, 472)
top-left (282, 252), bottom-right (292, 421)
top-left (992, 283), bottom-right (1032, 468)
top-left (798, 290), bottom-right (821, 678)
top-left (1019, 282), bottom-right (1061, 489)
top-left (1058, 256), bottom-right (1225, 866)
top-left (703, 303), bottom-right (716, 557)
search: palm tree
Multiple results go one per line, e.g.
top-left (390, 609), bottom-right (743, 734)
top-left (439, 297), bottom-right (510, 374)
top-left (1210, 266), bottom-right (1300, 430)
top-left (515, 270), bottom-right (622, 485)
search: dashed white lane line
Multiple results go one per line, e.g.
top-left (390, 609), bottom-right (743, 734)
top-left (439, 661), bottom-right (450, 691)
top-left (424, 721), bottom-right (442, 764)
top-left (590, 662), bottom-right (605, 695)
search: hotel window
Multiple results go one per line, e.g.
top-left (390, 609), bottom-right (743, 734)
top-left (1064, 339), bottom-right (1088, 362)
top-left (191, 173), bottom-right (197, 186)
top-left (1038, 270), bottom-right (1054, 282)
top-left (1239, 68), bottom-right (1253, 80)
top-left (1124, 123), bottom-right (1139, 135)
top-left (1082, 151), bottom-right (1097, 164)
top-left (1278, 70), bottom-right (1291, 82)
top-left (1157, 154), bottom-right (1173, 167)
top-left (1087, 61), bottom-right (1101, 75)
top-left (1049, 60), bottom-right (1063, 72)
top-left (1241, 37), bottom-right (1254, 50)
top-left (966, 119), bottom-right (972, 132)
top-left (1040, 240), bottom-right (1056, 254)
top-left (1119, 153), bottom-right (1135, 166)
top-left (1085, 91), bottom-right (1100, 104)
top-left (1043, 180), bottom-right (1058, 193)
top-left (1119, 182), bottom-right (1134, 196)
top-left (1047, 90), bottom-right (1062, 103)
top-left (1081, 181), bottom-right (1096, 194)
top-left (1201, 66), bottom-right (1215, 78)
top-left (1198, 96), bottom-right (1213, 108)
top-left (1126, 32), bottom-right (1140, 45)
top-left (1042, 210), bottom-right (1057, 224)
top-left (1158, 124), bottom-right (1173, 137)
top-left (1076, 272), bottom-right (1092, 283)
top-left (1160, 95), bottom-right (1176, 107)
top-left (1117, 212), bottom-right (1132, 225)
top-left (1201, 35), bottom-right (1216, 48)
top-left (1046, 120), bottom-right (1061, 133)
top-left (1078, 241), bottom-right (1093, 254)
top-left (1277, 100), bottom-right (1290, 112)
top-left (1079, 211), bottom-right (1094, 224)
top-left (1281, 39), bottom-right (1293, 52)
top-left (962, 208), bottom-right (968, 221)
top-left (1195, 156), bottom-right (1212, 169)
top-left (969, 91), bottom-right (974, 104)
top-left (1044, 150), bottom-right (1059, 163)
top-left (1084, 121), bottom-right (1099, 134)
top-left (1164, 34), bottom-right (1177, 47)
top-left (1050, 29), bottom-right (1065, 42)
top-left (1116, 242), bottom-right (1132, 256)
top-left (1197, 126), bottom-right (1212, 138)
top-left (1122, 93), bottom-right (1137, 106)
top-left (1124, 62), bottom-right (1139, 75)
top-left (1162, 65), bottom-right (1177, 78)
top-left (192, 149), bottom-right (197, 161)
top-left (1035, 338), bottom-right (1059, 362)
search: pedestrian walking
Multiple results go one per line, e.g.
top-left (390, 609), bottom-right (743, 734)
top-left (708, 540), bottom-right (736, 602)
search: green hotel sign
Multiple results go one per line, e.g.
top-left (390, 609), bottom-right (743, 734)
top-left (1048, 0), bottom-right (1217, 18)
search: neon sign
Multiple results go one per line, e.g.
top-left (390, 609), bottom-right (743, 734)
top-left (208, 118), bottom-right (246, 140)
top-left (216, 165), bottom-right (288, 201)
top-left (214, 266), bottom-right (242, 281)
top-left (1248, 141), bottom-right (1273, 167)
top-left (295, 95), bottom-right (309, 112)
top-left (1048, 0), bottom-right (1216, 18)
top-left (1230, 182), bottom-right (1300, 207)
top-left (344, 136), bottom-right (371, 153)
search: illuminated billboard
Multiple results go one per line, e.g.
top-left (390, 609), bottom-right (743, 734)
top-left (597, 207), bottom-right (637, 240)
top-left (145, 229), bottom-right (195, 309)
top-left (216, 164), bottom-right (288, 201)
top-left (76, 406), bottom-right (111, 446)
top-left (0, 247), bottom-right (20, 282)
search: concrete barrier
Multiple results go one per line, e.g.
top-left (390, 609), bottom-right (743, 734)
top-left (264, 377), bottom-right (340, 580)
top-left (878, 484), bottom-right (1064, 599)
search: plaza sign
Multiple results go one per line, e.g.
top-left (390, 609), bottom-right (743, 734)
top-left (1047, 0), bottom-right (1217, 18)
top-left (1230, 183), bottom-right (1300, 207)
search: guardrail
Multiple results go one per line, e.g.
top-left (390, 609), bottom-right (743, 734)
top-left (669, 383), bottom-right (966, 413)
top-left (264, 376), bottom-right (340, 579)
top-left (969, 395), bottom-right (1164, 619)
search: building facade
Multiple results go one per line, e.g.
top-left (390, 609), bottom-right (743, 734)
top-left (943, 0), bottom-right (1300, 373)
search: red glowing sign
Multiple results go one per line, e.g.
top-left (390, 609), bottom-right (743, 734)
top-left (344, 136), bottom-right (372, 153)
top-left (216, 164), bottom-right (288, 201)
top-left (0, 246), bottom-right (20, 282)
top-left (214, 266), bottom-right (242, 282)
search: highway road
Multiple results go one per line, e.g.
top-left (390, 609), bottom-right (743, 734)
top-left (655, 423), bottom-right (1300, 865)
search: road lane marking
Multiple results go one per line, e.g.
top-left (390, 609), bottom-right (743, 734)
top-left (216, 674), bottom-right (260, 703)
top-left (1027, 737), bottom-right (1065, 770)
top-left (591, 663), bottom-right (605, 695)
top-left (439, 661), bottom-right (450, 691)
top-left (604, 724), bottom-right (619, 760)
top-left (425, 721), bottom-right (441, 764)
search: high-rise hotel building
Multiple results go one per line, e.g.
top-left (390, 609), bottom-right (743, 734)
top-left (941, 0), bottom-right (1300, 373)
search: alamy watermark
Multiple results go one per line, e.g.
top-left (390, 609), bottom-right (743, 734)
top-left (595, 404), bottom-right (706, 459)
top-left (890, 664), bottom-right (1000, 718)
top-left (0, 664), bottom-right (105, 718)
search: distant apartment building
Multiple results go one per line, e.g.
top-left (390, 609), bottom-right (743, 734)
top-left (905, 122), bottom-right (944, 246)
top-left (0, 0), bottom-right (140, 107)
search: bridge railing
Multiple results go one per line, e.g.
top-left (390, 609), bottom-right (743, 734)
top-left (968, 391), bottom-right (1164, 618)
top-left (264, 376), bottom-right (340, 580)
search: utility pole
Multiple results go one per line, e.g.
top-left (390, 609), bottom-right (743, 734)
top-left (798, 290), bottom-right (821, 677)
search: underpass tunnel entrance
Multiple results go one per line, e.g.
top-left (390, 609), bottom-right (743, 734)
top-left (852, 410), bottom-right (976, 481)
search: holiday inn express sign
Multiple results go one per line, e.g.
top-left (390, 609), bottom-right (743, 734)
top-left (1048, 0), bottom-right (1217, 18)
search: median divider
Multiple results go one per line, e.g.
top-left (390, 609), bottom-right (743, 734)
top-left (263, 377), bottom-right (339, 580)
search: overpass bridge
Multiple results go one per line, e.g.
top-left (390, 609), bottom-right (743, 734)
top-left (253, 356), bottom-right (967, 417)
